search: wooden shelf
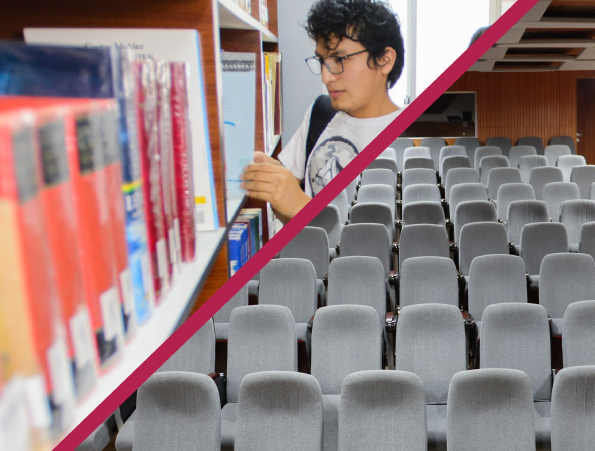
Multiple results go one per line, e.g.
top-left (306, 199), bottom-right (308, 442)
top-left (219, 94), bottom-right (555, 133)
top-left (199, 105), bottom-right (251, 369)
top-left (218, 0), bottom-right (277, 42)
top-left (226, 192), bottom-right (247, 226)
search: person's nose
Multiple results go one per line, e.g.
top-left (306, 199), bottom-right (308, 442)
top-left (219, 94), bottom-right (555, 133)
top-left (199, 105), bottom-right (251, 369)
top-left (320, 62), bottom-right (338, 85)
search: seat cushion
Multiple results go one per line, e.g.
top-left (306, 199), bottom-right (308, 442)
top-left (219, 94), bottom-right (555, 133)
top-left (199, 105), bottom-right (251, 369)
top-left (79, 422), bottom-right (111, 451)
top-left (534, 401), bottom-right (551, 451)
top-left (221, 402), bottom-right (238, 451)
top-left (214, 323), bottom-right (229, 340)
top-left (114, 412), bottom-right (135, 451)
top-left (426, 404), bottom-right (447, 451)
top-left (322, 394), bottom-right (341, 451)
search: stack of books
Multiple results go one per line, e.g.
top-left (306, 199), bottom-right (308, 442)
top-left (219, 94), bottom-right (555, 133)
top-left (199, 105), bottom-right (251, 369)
top-left (229, 208), bottom-right (263, 276)
top-left (263, 52), bottom-right (283, 154)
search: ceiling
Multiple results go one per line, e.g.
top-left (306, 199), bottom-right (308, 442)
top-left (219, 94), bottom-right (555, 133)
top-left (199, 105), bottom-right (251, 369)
top-left (470, 0), bottom-right (595, 72)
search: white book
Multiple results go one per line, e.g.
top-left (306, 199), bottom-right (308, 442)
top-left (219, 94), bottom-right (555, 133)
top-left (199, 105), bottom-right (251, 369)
top-left (24, 27), bottom-right (220, 231)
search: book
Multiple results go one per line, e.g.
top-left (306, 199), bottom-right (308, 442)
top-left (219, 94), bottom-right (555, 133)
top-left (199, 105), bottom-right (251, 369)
top-left (239, 208), bottom-right (263, 255)
top-left (24, 28), bottom-right (220, 232)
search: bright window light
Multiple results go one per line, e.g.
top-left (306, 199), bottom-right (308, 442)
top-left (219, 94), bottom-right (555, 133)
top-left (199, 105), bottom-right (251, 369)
top-left (389, 0), bottom-right (409, 107)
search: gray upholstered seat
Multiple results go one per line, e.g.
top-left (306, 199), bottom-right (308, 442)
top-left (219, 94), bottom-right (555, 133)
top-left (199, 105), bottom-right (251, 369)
top-left (487, 167), bottom-right (522, 200)
top-left (481, 303), bottom-right (552, 449)
top-left (557, 155), bottom-right (586, 183)
top-left (421, 137), bottom-right (446, 170)
top-left (402, 168), bottom-right (437, 192)
top-left (562, 301), bottom-right (595, 368)
top-left (549, 136), bottom-right (575, 154)
top-left (133, 372), bottom-right (221, 451)
top-left (544, 145), bottom-right (571, 167)
top-left (551, 365), bottom-right (595, 451)
top-left (398, 224), bottom-right (450, 269)
top-left (458, 222), bottom-right (509, 276)
top-left (579, 221), bottom-right (595, 263)
top-left (403, 146), bottom-right (431, 162)
top-left (402, 184), bottom-right (442, 207)
top-left (453, 200), bottom-right (497, 245)
top-left (78, 416), bottom-right (117, 451)
top-left (361, 168), bottom-right (396, 193)
top-left (350, 203), bottom-right (395, 240)
top-left (221, 305), bottom-right (297, 450)
top-left (560, 199), bottom-right (595, 251)
top-left (310, 204), bottom-right (342, 249)
top-left (399, 257), bottom-right (459, 308)
top-left (159, 318), bottom-right (216, 373)
top-left (518, 137), bottom-right (544, 155)
top-left (234, 371), bottom-right (323, 451)
top-left (570, 165), bottom-right (595, 199)
top-left (507, 200), bottom-right (549, 250)
top-left (486, 136), bottom-right (512, 158)
top-left (396, 304), bottom-right (466, 451)
top-left (448, 183), bottom-right (488, 222)
top-left (510, 144), bottom-right (538, 167)
top-left (340, 224), bottom-right (391, 278)
top-left (404, 156), bottom-right (435, 171)
top-left (447, 369), bottom-right (536, 451)
top-left (311, 305), bottom-right (382, 451)
top-left (454, 137), bottom-right (480, 163)
top-left (479, 155), bottom-right (510, 186)
top-left (330, 190), bottom-right (349, 225)
top-left (468, 255), bottom-right (527, 336)
top-left (520, 223), bottom-right (568, 288)
top-left (345, 178), bottom-right (357, 206)
top-left (444, 168), bottom-right (480, 202)
top-left (496, 183), bottom-right (536, 221)
top-left (519, 155), bottom-right (549, 184)
top-left (214, 287), bottom-right (248, 340)
top-left (391, 138), bottom-right (415, 172)
top-left (380, 147), bottom-right (396, 161)
top-left (338, 370), bottom-right (427, 451)
top-left (401, 201), bottom-right (446, 228)
top-left (441, 155), bottom-right (473, 183)
top-left (531, 167), bottom-right (564, 201)
top-left (357, 184), bottom-right (396, 220)
top-left (539, 253), bottom-right (595, 336)
top-left (439, 146), bottom-right (467, 175)
top-left (474, 146), bottom-right (502, 170)
top-left (542, 182), bottom-right (580, 222)
top-left (367, 157), bottom-right (397, 179)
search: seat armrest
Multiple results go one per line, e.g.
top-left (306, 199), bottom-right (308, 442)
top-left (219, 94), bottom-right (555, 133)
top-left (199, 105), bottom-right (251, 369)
top-left (351, 200), bottom-right (357, 207)
top-left (392, 242), bottom-right (399, 254)
top-left (385, 312), bottom-right (396, 332)
top-left (462, 311), bottom-right (475, 330)
top-left (388, 271), bottom-right (398, 286)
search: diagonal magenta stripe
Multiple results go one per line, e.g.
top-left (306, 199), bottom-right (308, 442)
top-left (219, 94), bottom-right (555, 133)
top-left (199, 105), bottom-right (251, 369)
top-left (53, 1), bottom-right (538, 449)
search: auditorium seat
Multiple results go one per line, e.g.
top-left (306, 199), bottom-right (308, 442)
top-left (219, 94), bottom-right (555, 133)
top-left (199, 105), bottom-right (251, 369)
top-left (486, 136), bottom-right (512, 158)
top-left (562, 300), bottom-right (595, 368)
top-left (530, 166), bottom-right (564, 200)
top-left (556, 155), bottom-right (586, 182)
top-left (441, 155), bottom-right (473, 183)
top-left (579, 222), bottom-right (595, 263)
top-left (474, 145), bottom-right (502, 170)
top-left (439, 145), bottom-right (467, 175)
top-left (404, 146), bottom-right (431, 163)
top-left (449, 183), bottom-right (488, 223)
top-left (487, 167), bottom-right (522, 200)
top-left (404, 156), bottom-right (435, 171)
top-left (511, 144), bottom-right (538, 167)
top-left (399, 257), bottom-right (459, 308)
top-left (444, 168), bottom-right (480, 202)
top-left (544, 145), bottom-right (571, 167)
top-left (309, 204), bottom-right (342, 251)
top-left (350, 202), bottom-right (395, 240)
top-left (569, 165), bottom-right (595, 199)
top-left (367, 157), bottom-right (398, 179)
top-left (390, 137), bottom-right (415, 172)
top-left (496, 183), bottom-right (535, 222)
top-left (519, 155), bottom-right (548, 184)
top-left (542, 182), bottom-right (580, 222)
top-left (453, 200), bottom-right (497, 245)
top-left (421, 137), bottom-right (446, 170)
top-left (330, 189), bottom-right (349, 225)
top-left (361, 168), bottom-right (396, 193)
top-left (518, 136), bottom-right (544, 155)
top-left (458, 222), bottom-right (509, 277)
top-left (214, 286), bottom-right (249, 342)
top-left (402, 168), bottom-right (438, 193)
top-left (506, 200), bottom-right (549, 252)
top-left (549, 136), bottom-right (575, 154)
top-left (560, 199), bottom-right (595, 251)
top-left (398, 224), bottom-right (450, 269)
top-left (357, 184), bottom-right (396, 220)
top-left (479, 155), bottom-right (509, 186)
top-left (454, 137), bottom-right (480, 163)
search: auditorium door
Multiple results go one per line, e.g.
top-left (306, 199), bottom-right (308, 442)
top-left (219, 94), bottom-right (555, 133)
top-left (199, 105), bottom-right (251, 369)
top-left (577, 79), bottom-right (595, 163)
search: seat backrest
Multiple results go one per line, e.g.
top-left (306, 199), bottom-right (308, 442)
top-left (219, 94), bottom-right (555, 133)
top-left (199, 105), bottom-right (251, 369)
top-left (227, 305), bottom-right (297, 402)
top-left (330, 190), bottom-right (349, 225)
top-left (468, 255), bottom-right (527, 322)
top-left (402, 201), bottom-right (446, 227)
top-left (580, 221), bottom-right (595, 263)
top-left (519, 155), bottom-right (548, 184)
top-left (309, 204), bottom-right (342, 247)
top-left (280, 226), bottom-right (329, 279)
top-left (520, 223), bottom-right (568, 275)
top-left (134, 372), bottom-right (221, 451)
top-left (507, 200), bottom-right (549, 245)
top-left (420, 137), bottom-right (446, 169)
top-left (403, 146), bottom-right (431, 161)
top-left (449, 183), bottom-right (488, 219)
top-left (479, 155), bottom-right (510, 186)
top-left (518, 136), bottom-right (544, 154)
top-left (402, 168), bottom-right (437, 191)
top-left (458, 222), bottom-right (509, 276)
top-left (474, 146), bottom-right (502, 170)
top-left (403, 156), bottom-right (435, 171)
top-left (570, 165), bottom-right (595, 199)
top-left (259, 258), bottom-right (317, 323)
top-left (557, 155), bottom-right (586, 182)
top-left (530, 166), bottom-right (564, 200)
top-left (361, 168), bottom-right (396, 192)
top-left (542, 182), bottom-right (580, 222)
top-left (481, 303), bottom-right (552, 401)
top-left (311, 305), bottom-right (382, 395)
top-left (445, 168), bottom-right (480, 201)
top-left (447, 369), bottom-right (536, 451)
top-left (539, 252), bottom-right (595, 320)
top-left (367, 157), bottom-right (398, 177)
top-left (158, 318), bottom-right (216, 375)
top-left (328, 256), bottom-right (386, 327)
top-left (380, 147), bottom-right (396, 161)
top-left (391, 138), bottom-right (415, 171)
top-left (549, 136), bottom-right (575, 154)
top-left (399, 257), bottom-right (458, 308)
top-left (551, 366), bottom-right (595, 451)
top-left (486, 137), bottom-right (512, 158)
top-left (350, 203), bottom-right (394, 240)
top-left (395, 304), bottom-right (466, 404)
top-left (496, 183), bottom-right (535, 220)
top-left (441, 155), bottom-right (473, 182)
top-left (402, 183), bottom-right (441, 206)
top-left (487, 167), bottom-right (521, 199)
top-left (340, 224), bottom-right (391, 278)
top-left (453, 200), bottom-right (497, 245)
top-left (562, 301), bottom-right (595, 368)
top-left (454, 137), bottom-right (480, 163)
top-left (544, 144), bottom-right (572, 166)
top-left (357, 184), bottom-right (396, 219)
top-left (439, 145), bottom-right (467, 174)
top-left (213, 285), bottom-right (249, 324)
top-left (399, 224), bottom-right (450, 268)
top-left (560, 199), bottom-right (595, 244)
top-left (235, 372), bottom-right (323, 451)
top-left (509, 145), bottom-right (538, 168)
top-left (339, 370), bottom-right (427, 451)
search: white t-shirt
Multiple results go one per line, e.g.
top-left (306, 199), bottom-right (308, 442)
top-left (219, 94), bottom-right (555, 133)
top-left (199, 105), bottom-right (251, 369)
top-left (278, 102), bottom-right (404, 197)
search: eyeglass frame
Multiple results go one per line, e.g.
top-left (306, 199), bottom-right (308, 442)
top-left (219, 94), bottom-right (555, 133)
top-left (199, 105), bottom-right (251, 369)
top-left (305, 49), bottom-right (369, 75)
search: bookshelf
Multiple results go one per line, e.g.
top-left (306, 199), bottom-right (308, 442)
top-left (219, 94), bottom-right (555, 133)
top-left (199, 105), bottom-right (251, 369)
top-left (0, 0), bottom-right (283, 443)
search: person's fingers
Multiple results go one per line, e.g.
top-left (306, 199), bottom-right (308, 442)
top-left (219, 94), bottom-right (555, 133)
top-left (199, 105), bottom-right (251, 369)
top-left (241, 179), bottom-right (276, 194)
top-left (242, 162), bottom-right (285, 176)
top-left (245, 189), bottom-right (271, 202)
top-left (253, 151), bottom-right (281, 165)
top-left (241, 168), bottom-right (284, 183)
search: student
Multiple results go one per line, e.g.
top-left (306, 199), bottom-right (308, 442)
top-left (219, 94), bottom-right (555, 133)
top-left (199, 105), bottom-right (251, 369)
top-left (241, 0), bottom-right (405, 223)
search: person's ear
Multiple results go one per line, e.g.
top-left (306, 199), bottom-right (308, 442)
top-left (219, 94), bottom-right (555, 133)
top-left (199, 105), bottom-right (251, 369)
top-left (380, 46), bottom-right (397, 76)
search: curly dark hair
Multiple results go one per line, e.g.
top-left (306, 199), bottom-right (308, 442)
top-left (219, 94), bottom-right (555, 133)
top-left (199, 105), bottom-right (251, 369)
top-left (305, 0), bottom-right (405, 88)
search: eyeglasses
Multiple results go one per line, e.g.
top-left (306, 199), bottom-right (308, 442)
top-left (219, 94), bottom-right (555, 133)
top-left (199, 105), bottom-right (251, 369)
top-left (305, 49), bottom-right (369, 75)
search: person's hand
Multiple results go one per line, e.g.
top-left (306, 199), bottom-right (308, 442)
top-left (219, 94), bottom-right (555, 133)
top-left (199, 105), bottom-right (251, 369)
top-left (241, 153), bottom-right (311, 224)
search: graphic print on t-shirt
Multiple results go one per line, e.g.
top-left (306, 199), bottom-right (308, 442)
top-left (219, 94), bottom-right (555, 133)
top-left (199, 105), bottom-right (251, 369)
top-left (308, 136), bottom-right (358, 196)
